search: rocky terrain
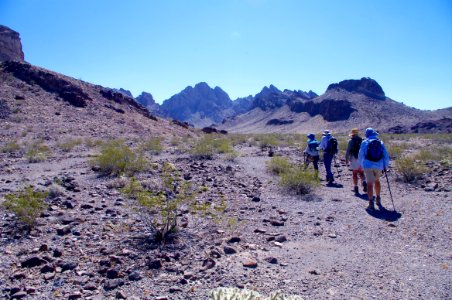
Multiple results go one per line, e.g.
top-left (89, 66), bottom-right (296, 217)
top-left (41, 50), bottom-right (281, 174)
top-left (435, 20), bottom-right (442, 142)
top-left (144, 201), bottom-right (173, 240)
top-left (0, 25), bottom-right (24, 63)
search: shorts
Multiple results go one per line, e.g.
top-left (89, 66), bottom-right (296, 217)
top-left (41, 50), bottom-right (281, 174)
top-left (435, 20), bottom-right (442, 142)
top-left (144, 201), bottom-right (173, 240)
top-left (364, 168), bottom-right (382, 184)
top-left (349, 157), bottom-right (361, 170)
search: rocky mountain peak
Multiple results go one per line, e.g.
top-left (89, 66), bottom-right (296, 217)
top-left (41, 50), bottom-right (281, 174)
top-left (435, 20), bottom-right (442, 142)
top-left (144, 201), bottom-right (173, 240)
top-left (326, 77), bottom-right (385, 100)
top-left (135, 91), bottom-right (160, 114)
top-left (0, 25), bottom-right (25, 62)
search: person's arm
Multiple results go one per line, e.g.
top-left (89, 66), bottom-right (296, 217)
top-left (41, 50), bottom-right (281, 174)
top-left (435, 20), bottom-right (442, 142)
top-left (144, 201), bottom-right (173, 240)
top-left (345, 139), bottom-right (352, 164)
top-left (358, 140), bottom-right (366, 168)
top-left (319, 137), bottom-right (327, 150)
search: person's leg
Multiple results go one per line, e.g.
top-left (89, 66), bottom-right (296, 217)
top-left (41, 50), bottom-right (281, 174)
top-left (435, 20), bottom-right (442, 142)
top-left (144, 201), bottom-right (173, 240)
top-left (352, 170), bottom-right (359, 194)
top-left (313, 156), bottom-right (319, 171)
top-left (364, 169), bottom-right (375, 209)
top-left (324, 154), bottom-right (333, 182)
top-left (374, 170), bottom-right (382, 206)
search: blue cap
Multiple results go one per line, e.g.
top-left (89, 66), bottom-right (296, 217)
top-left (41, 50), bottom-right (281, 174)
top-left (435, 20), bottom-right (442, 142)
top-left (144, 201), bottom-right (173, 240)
top-left (307, 133), bottom-right (315, 140)
top-left (365, 128), bottom-right (379, 138)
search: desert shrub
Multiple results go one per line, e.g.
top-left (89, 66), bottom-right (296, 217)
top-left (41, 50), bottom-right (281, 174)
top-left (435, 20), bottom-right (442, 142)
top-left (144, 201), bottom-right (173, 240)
top-left (91, 140), bottom-right (148, 176)
top-left (395, 156), bottom-right (427, 182)
top-left (58, 138), bottom-right (82, 152)
top-left (47, 184), bottom-right (65, 199)
top-left (209, 287), bottom-right (303, 300)
top-left (279, 165), bottom-right (320, 195)
top-left (122, 163), bottom-right (196, 242)
top-left (267, 156), bottom-right (291, 175)
top-left (170, 136), bottom-right (181, 146)
top-left (414, 146), bottom-right (452, 162)
top-left (1, 140), bottom-right (21, 153)
top-left (191, 136), bottom-right (233, 159)
top-left (224, 151), bottom-right (239, 161)
top-left (228, 134), bottom-right (249, 146)
top-left (256, 134), bottom-right (279, 150)
top-left (140, 137), bottom-right (164, 154)
top-left (26, 140), bottom-right (50, 162)
top-left (1, 187), bottom-right (48, 229)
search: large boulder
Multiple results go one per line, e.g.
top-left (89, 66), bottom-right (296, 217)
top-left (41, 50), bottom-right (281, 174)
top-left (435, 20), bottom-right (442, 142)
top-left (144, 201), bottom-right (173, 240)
top-left (0, 25), bottom-right (25, 62)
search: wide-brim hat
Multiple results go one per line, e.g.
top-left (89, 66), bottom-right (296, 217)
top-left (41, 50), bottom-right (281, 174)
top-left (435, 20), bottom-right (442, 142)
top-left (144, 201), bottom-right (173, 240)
top-left (322, 130), bottom-right (331, 136)
top-left (349, 128), bottom-right (359, 137)
top-left (365, 127), bottom-right (379, 138)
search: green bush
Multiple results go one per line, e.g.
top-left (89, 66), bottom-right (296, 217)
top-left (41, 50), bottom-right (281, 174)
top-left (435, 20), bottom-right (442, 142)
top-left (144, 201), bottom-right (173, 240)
top-left (122, 163), bottom-right (195, 242)
top-left (58, 138), bottom-right (82, 152)
top-left (1, 140), bottom-right (21, 153)
top-left (267, 156), bottom-right (291, 175)
top-left (2, 187), bottom-right (48, 229)
top-left (395, 156), bottom-right (427, 182)
top-left (91, 140), bottom-right (147, 176)
top-left (26, 140), bottom-right (50, 163)
top-left (191, 135), bottom-right (233, 159)
top-left (140, 137), bottom-right (164, 154)
top-left (414, 146), bottom-right (452, 162)
top-left (279, 165), bottom-right (320, 195)
top-left (209, 287), bottom-right (303, 300)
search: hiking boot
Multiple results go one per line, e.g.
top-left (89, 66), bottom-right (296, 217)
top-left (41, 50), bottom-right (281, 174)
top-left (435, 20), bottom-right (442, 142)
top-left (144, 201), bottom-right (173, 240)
top-left (354, 186), bottom-right (359, 195)
top-left (376, 196), bottom-right (382, 206)
top-left (366, 200), bottom-right (375, 210)
top-left (362, 181), bottom-right (367, 193)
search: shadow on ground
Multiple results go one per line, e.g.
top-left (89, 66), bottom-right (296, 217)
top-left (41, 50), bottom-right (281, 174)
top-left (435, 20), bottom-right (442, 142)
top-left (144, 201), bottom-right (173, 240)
top-left (366, 206), bottom-right (402, 222)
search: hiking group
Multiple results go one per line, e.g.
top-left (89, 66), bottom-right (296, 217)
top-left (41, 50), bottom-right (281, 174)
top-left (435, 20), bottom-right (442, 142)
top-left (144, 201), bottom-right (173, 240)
top-left (304, 127), bottom-right (390, 210)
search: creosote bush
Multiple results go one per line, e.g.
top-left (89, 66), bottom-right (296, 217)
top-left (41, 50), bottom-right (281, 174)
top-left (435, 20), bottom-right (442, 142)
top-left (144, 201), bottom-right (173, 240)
top-left (267, 157), bottom-right (291, 175)
top-left (91, 140), bottom-right (148, 176)
top-left (58, 138), bottom-right (83, 152)
top-left (140, 137), bottom-right (164, 154)
top-left (279, 165), bottom-right (320, 195)
top-left (395, 155), bottom-right (427, 182)
top-left (209, 287), bottom-right (303, 300)
top-left (1, 140), bottom-right (21, 153)
top-left (1, 186), bottom-right (48, 229)
top-left (191, 135), bottom-right (234, 159)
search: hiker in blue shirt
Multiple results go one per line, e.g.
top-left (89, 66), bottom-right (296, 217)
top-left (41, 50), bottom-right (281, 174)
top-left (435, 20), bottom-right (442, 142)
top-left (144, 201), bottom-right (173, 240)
top-left (358, 128), bottom-right (390, 210)
top-left (319, 130), bottom-right (337, 184)
top-left (303, 133), bottom-right (320, 172)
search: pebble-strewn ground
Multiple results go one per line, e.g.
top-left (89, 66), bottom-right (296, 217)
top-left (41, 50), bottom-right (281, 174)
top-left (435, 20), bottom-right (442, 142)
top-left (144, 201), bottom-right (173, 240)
top-left (0, 141), bottom-right (451, 300)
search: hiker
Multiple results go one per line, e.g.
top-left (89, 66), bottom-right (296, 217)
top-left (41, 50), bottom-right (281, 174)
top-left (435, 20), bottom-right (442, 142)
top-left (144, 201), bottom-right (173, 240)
top-left (345, 128), bottom-right (366, 195)
top-left (358, 128), bottom-right (390, 210)
top-left (319, 130), bottom-right (338, 184)
top-left (303, 133), bottom-right (320, 172)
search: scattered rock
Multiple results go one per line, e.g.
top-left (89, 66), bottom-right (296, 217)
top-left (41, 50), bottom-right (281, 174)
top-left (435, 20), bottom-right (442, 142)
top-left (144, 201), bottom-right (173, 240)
top-left (21, 256), bottom-right (46, 268)
top-left (243, 259), bottom-right (258, 268)
top-left (223, 246), bottom-right (237, 255)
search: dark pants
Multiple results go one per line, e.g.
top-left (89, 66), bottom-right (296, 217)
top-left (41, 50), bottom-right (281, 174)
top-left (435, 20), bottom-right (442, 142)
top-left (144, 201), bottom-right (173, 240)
top-left (323, 153), bottom-right (334, 182)
top-left (305, 155), bottom-right (319, 171)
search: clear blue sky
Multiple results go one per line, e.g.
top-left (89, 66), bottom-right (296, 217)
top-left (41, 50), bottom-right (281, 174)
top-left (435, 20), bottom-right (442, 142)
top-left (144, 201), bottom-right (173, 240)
top-left (1, 0), bottom-right (451, 109)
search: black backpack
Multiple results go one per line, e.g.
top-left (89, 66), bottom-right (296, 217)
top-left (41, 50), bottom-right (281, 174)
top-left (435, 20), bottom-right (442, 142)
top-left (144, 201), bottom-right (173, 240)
top-left (325, 137), bottom-right (338, 155)
top-left (350, 136), bottom-right (362, 158)
top-left (365, 139), bottom-right (384, 162)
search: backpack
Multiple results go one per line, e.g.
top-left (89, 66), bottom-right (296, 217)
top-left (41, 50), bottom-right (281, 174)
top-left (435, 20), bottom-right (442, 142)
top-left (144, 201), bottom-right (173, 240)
top-left (350, 136), bottom-right (362, 158)
top-left (308, 140), bottom-right (319, 152)
top-left (365, 139), bottom-right (384, 162)
top-left (325, 137), bottom-right (338, 155)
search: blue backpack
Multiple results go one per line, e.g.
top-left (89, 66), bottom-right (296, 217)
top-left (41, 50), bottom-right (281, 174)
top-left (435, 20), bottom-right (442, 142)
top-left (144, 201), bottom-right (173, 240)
top-left (308, 140), bottom-right (319, 152)
top-left (365, 139), bottom-right (384, 162)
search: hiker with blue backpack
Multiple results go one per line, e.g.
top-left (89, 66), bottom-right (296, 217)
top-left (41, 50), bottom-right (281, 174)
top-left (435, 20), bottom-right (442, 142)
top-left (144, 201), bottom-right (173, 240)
top-left (303, 133), bottom-right (320, 172)
top-left (358, 128), bottom-right (390, 210)
top-left (319, 130), bottom-right (338, 184)
top-left (345, 128), bottom-right (367, 195)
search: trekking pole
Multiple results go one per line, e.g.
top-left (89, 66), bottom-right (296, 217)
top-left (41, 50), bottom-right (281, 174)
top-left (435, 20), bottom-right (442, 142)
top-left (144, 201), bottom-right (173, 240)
top-left (384, 167), bottom-right (396, 211)
top-left (333, 155), bottom-right (340, 177)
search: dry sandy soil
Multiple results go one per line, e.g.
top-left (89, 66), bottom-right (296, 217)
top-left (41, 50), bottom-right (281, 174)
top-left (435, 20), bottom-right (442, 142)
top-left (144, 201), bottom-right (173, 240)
top-left (0, 137), bottom-right (451, 300)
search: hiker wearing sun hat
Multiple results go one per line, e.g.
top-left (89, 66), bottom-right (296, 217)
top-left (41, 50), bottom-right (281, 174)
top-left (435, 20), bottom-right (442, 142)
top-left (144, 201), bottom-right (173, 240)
top-left (303, 133), bottom-right (320, 172)
top-left (319, 130), bottom-right (338, 184)
top-left (346, 128), bottom-right (366, 195)
top-left (358, 128), bottom-right (390, 210)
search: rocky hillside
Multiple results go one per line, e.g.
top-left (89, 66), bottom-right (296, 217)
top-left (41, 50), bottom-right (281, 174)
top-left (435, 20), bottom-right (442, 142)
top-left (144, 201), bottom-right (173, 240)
top-left (160, 82), bottom-right (235, 128)
top-left (0, 25), bottom-right (25, 62)
top-left (135, 92), bottom-right (161, 115)
top-left (0, 61), bottom-right (191, 142)
top-left (220, 78), bottom-right (452, 134)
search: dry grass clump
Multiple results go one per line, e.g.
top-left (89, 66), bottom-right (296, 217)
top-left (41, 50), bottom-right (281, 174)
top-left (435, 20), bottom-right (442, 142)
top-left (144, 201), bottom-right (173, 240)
top-left (140, 137), bottom-right (164, 154)
top-left (267, 156), bottom-right (292, 175)
top-left (58, 137), bottom-right (83, 152)
top-left (209, 287), bottom-right (303, 300)
top-left (191, 135), bottom-right (234, 159)
top-left (26, 140), bottom-right (50, 163)
top-left (279, 165), bottom-right (320, 195)
top-left (1, 140), bottom-right (21, 153)
top-left (395, 155), bottom-right (427, 182)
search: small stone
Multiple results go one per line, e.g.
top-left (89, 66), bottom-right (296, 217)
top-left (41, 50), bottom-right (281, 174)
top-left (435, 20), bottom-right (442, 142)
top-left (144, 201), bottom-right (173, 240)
top-left (223, 246), bottom-right (237, 255)
top-left (106, 268), bottom-right (119, 279)
top-left (243, 259), bottom-right (258, 268)
top-left (21, 256), bottom-right (46, 268)
top-left (104, 279), bottom-right (124, 291)
top-left (115, 290), bottom-right (127, 299)
top-left (251, 196), bottom-right (260, 202)
top-left (56, 225), bottom-right (72, 236)
top-left (53, 248), bottom-right (63, 257)
top-left (275, 235), bottom-right (287, 243)
top-left (11, 272), bottom-right (26, 280)
top-left (11, 291), bottom-right (27, 299)
top-left (59, 261), bottom-right (77, 272)
top-left (40, 264), bottom-right (55, 273)
top-left (202, 258), bottom-right (216, 270)
top-left (227, 236), bottom-right (241, 243)
top-left (148, 259), bottom-right (162, 269)
top-left (128, 271), bottom-right (142, 281)
top-left (169, 286), bottom-right (183, 293)
top-left (264, 257), bottom-right (278, 264)
top-left (270, 220), bottom-right (285, 226)
top-left (80, 204), bottom-right (93, 210)
top-left (210, 249), bottom-right (222, 258)
top-left (44, 272), bottom-right (55, 280)
top-left (68, 292), bottom-right (82, 299)
top-left (39, 244), bottom-right (49, 252)
top-left (254, 228), bottom-right (266, 234)
top-left (309, 269), bottom-right (320, 275)
top-left (328, 233), bottom-right (337, 238)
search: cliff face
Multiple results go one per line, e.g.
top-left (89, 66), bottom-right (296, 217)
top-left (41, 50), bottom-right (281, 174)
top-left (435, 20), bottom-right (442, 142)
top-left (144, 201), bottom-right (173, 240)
top-left (0, 25), bottom-right (25, 62)
top-left (326, 77), bottom-right (385, 100)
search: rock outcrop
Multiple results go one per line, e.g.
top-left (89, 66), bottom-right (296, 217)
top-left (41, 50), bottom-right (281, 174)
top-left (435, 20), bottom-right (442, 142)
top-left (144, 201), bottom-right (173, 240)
top-left (135, 92), bottom-right (160, 114)
top-left (327, 77), bottom-right (385, 100)
top-left (0, 25), bottom-right (24, 62)
top-left (289, 99), bottom-right (357, 121)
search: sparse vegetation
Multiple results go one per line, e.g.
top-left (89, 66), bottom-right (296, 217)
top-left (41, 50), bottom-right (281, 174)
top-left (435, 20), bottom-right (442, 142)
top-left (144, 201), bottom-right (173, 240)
top-left (91, 139), bottom-right (148, 176)
top-left (395, 155), bottom-right (427, 182)
top-left (191, 135), bottom-right (234, 159)
top-left (209, 287), bottom-right (303, 300)
top-left (1, 186), bottom-right (48, 229)
top-left (58, 137), bottom-right (83, 152)
top-left (279, 165), bottom-right (320, 195)
top-left (140, 137), bottom-right (164, 154)
top-left (1, 140), bottom-right (21, 153)
top-left (26, 140), bottom-right (50, 162)
top-left (267, 156), bottom-right (292, 175)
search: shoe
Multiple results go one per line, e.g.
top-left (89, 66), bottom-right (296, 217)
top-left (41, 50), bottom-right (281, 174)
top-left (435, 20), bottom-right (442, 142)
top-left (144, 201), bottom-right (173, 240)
top-left (366, 200), bottom-right (375, 210)
top-left (362, 181), bottom-right (367, 193)
top-left (354, 186), bottom-right (359, 195)
top-left (376, 196), bottom-right (382, 206)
